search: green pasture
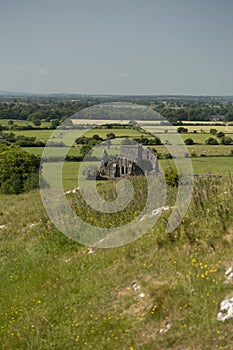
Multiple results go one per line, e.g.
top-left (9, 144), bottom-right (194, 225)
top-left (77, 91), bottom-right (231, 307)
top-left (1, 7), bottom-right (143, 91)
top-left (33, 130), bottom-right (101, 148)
top-left (61, 155), bottom-right (233, 190)
top-left (159, 156), bottom-right (233, 176)
top-left (3, 122), bottom-right (233, 148)
top-left (0, 119), bottom-right (51, 128)
top-left (22, 146), bottom-right (82, 158)
top-left (152, 144), bottom-right (233, 157)
top-left (12, 129), bottom-right (53, 141)
top-left (7, 127), bottom-right (143, 143)
top-left (186, 145), bottom-right (233, 156)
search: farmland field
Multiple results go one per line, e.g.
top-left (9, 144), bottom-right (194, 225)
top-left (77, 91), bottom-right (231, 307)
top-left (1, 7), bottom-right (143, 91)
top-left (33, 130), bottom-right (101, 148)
top-left (11, 127), bottom-right (143, 142)
top-left (12, 129), bottom-right (53, 141)
top-left (0, 119), bottom-right (51, 128)
top-left (22, 146), bottom-right (82, 158)
top-left (60, 156), bottom-right (233, 191)
top-left (144, 124), bottom-right (233, 135)
top-left (159, 157), bottom-right (233, 176)
top-left (3, 121), bottom-right (233, 184)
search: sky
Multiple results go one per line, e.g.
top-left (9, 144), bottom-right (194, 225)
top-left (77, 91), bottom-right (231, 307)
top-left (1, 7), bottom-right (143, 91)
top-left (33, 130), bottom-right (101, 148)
top-left (0, 0), bottom-right (233, 95)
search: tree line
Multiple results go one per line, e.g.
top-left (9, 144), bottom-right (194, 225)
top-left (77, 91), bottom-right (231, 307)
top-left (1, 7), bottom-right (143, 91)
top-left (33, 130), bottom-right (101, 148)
top-left (1, 95), bottom-right (233, 124)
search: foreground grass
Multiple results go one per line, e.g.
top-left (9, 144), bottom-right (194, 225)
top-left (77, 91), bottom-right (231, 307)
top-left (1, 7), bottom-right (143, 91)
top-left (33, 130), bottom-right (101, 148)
top-left (0, 177), bottom-right (233, 349)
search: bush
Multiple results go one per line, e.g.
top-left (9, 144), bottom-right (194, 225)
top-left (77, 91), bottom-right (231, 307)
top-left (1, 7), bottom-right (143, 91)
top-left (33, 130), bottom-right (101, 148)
top-left (177, 127), bottom-right (188, 133)
top-left (220, 136), bottom-right (233, 145)
top-left (216, 131), bottom-right (225, 138)
top-left (106, 132), bottom-right (116, 139)
top-left (191, 151), bottom-right (198, 157)
top-left (92, 134), bottom-right (103, 141)
top-left (210, 128), bottom-right (217, 135)
top-left (184, 138), bottom-right (194, 145)
top-left (0, 145), bottom-right (40, 194)
top-left (23, 173), bottom-right (40, 192)
top-left (1, 174), bottom-right (23, 194)
top-left (80, 144), bottom-right (92, 157)
top-left (164, 167), bottom-right (179, 187)
top-left (205, 137), bottom-right (219, 145)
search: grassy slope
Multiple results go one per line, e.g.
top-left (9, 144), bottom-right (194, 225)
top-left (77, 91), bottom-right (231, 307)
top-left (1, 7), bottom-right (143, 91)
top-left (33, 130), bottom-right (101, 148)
top-left (1, 177), bottom-right (233, 349)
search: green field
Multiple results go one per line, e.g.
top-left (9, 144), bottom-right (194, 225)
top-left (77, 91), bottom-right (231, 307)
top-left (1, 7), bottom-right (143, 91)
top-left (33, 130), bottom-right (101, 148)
top-left (159, 157), bottom-right (233, 176)
top-left (152, 144), bottom-right (233, 157)
top-left (11, 127), bottom-right (143, 143)
top-left (12, 129), bottom-right (53, 141)
top-left (3, 122), bottom-right (233, 187)
top-left (57, 155), bottom-right (233, 191)
top-left (22, 146), bottom-right (82, 158)
top-left (0, 119), bottom-right (51, 128)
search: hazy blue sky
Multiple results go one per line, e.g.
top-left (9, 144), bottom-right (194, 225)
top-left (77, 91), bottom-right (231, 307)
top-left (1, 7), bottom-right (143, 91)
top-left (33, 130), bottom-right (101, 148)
top-left (1, 0), bottom-right (233, 95)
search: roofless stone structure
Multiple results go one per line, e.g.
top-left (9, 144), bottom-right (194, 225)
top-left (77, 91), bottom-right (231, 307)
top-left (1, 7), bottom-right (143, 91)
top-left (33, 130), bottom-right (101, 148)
top-left (99, 144), bottom-right (159, 179)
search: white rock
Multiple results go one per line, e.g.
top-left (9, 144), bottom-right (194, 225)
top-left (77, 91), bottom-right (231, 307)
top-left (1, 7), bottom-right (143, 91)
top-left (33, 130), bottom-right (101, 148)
top-left (88, 248), bottom-right (95, 254)
top-left (132, 282), bottom-right (140, 292)
top-left (159, 322), bottom-right (171, 333)
top-left (162, 206), bottom-right (170, 211)
top-left (139, 292), bottom-right (145, 298)
top-left (0, 225), bottom-right (6, 229)
top-left (225, 267), bottom-right (233, 275)
top-left (72, 187), bottom-right (80, 194)
top-left (223, 272), bottom-right (233, 284)
top-left (217, 297), bottom-right (233, 321)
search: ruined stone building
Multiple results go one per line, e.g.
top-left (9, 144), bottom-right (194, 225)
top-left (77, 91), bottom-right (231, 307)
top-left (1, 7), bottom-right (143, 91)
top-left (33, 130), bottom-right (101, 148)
top-left (98, 144), bottom-right (159, 179)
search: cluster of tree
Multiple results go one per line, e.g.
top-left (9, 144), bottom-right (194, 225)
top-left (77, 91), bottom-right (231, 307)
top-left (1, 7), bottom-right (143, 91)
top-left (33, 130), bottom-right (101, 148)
top-left (0, 132), bottom-right (45, 147)
top-left (75, 133), bottom-right (116, 158)
top-left (205, 131), bottom-right (233, 145)
top-left (0, 100), bottom-right (91, 123)
top-left (0, 123), bottom-right (44, 131)
top-left (0, 145), bottom-right (41, 194)
top-left (184, 138), bottom-right (194, 145)
top-left (177, 127), bottom-right (188, 133)
top-left (132, 136), bottom-right (161, 145)
top-left (164, 167), bottom-right (179, 187)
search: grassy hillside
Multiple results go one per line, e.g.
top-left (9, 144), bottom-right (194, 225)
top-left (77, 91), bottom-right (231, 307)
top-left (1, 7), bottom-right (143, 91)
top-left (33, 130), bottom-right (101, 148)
top-left (1, 176), bottom-right (233, 349)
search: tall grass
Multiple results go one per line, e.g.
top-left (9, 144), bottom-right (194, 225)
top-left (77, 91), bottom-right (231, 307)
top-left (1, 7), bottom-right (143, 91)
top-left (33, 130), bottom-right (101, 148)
top-left (0, 175), bottom-right (233, 349)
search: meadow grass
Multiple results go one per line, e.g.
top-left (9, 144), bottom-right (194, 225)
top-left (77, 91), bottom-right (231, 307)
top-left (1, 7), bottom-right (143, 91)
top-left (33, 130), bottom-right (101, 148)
top-left (0, 176), bottom-right (233, 349)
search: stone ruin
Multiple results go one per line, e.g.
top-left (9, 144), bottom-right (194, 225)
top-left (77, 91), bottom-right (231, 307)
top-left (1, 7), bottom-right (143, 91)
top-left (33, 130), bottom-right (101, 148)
top-left (98, 143), bottom-right (159, 179)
